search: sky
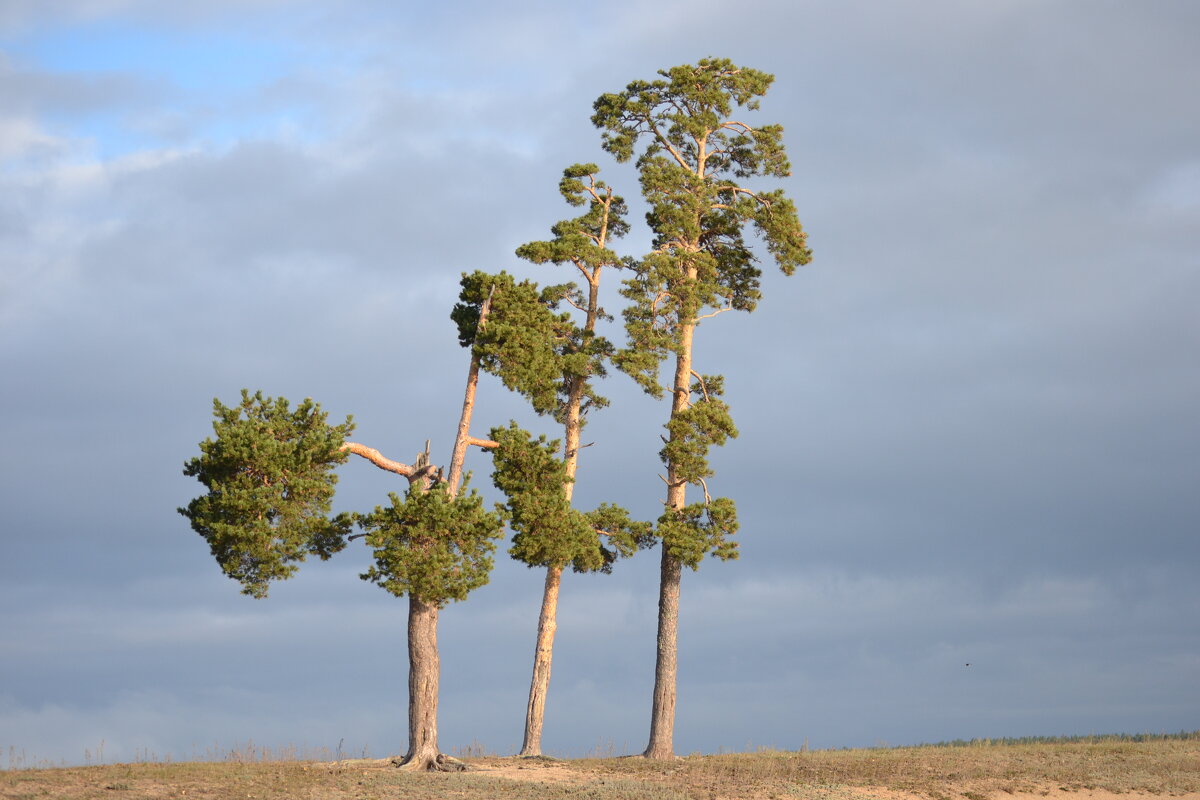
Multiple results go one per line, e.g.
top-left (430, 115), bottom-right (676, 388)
top-left (1, 0), bottom-right (1198, 768)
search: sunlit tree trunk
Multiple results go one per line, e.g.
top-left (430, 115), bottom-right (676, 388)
top-left (645, 549), bottom-right (683, 760)
top-left (399, 596), bottom-right (442, 770)
top-left (519, 352), bottom-right (588, 756)
top-left (644, 318), bottom-right (694, 760)
top-left (519, 564), bottom-right (562, 756)
top-left (395, 292), bottom-right (494, 771)
top-left (516, 214), bottom-right (615, 755)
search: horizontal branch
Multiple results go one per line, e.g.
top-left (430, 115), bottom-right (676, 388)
top-left (466, 436), bottom-right (499, 449)
top-left (713, 184), bottom-right (762, 201)
top-left (341, 442), bottom-right (415, 477)
top-left (592, 527), bottom-right (630, 539)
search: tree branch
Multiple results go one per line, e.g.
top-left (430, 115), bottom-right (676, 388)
top-left (694, 304), bottom-right (732, 323)
top-left (647, 122), bottom-right (692, 172)
top-left (563, 292), bottom-right (589, 313)
top-left (565, 442), bottom-right (594, 460)
top-left (713, 184), bottom-right (762, 202)
top-left (341, 442), bottom-right (416, 477)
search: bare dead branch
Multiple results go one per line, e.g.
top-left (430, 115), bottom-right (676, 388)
top-left (342, 442), bottom-right (416, 477)
top-left (694, 304), bottom-right (732, 323)
top-left (563, 293), bottom-right (589, 313)
top-left (713, 184), bottom-right (764, 202)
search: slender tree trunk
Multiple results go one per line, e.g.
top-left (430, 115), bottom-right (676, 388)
top-left (644, 318), bottom-right (695, 760)
top-left (398, 596), bottom-right (443, 770)
top-left (518, 271), bottom-right (598, 756)
top-left (518, 376), bottom-right (585, 755)
top-left (446, 286), bottom-right (494, 494)
top-left (519, 564), bottom-right (562, 756)
top-left (397, 292), bottom-right (494, 771)
top-left (644, 547), bottom-right (683, 759)
top-left (445, 355), bottom-right (482, 493)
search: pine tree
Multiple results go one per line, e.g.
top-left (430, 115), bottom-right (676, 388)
top-left (592, 58), bottom-right (812, 759)
top-left (180, 281), bottom-right (513, 771)
top-left (477, 165), bottom-right (648, 756)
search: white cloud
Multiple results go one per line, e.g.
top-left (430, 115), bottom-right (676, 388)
top-left (0, 117), bottom-right (69, 162)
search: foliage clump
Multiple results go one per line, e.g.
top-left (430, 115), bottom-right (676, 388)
top-left (452, 270), bottom-right (569, 417)
top-left (490, 423), bottom-right (650, 574)
top-left (357, 480), bottom-right (504, 605)
top-left (179, 390), bottom-right (354, 598)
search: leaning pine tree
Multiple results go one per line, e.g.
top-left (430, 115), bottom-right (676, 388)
top-left (501, 164), bottom-right (649, 755)
top-left (456, 169), bottom-right (651, 754)
top-left (179, 275), bottom-right (547, 771)
top-left (592, 58), bottom-right (812, 759)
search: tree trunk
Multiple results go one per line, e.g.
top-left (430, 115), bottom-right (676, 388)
top-left (644, 548), bottom-right (682, 759)
top-left (518, 333), bottom-right (589, 755)
top-left (518, 564), bottom-right (562, 756)
top-left (446, 286), bottom-right (494, 494)
top-left (394, 293), bottom-right (495, 772)
top-left (398, 595), bottom-right (443, 770)
top-left (644, 317), bottom-right (695, 760)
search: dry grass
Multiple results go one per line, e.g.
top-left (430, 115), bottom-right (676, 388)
top-left (581, 736), bottom-right (1200, 799)
top-left (2, 734), bottom-right (1197, 800)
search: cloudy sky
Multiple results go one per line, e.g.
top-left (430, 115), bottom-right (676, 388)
top-left (2, 0), bottom-right (1197, 767)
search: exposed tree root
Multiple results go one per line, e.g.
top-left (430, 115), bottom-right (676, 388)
top-left (390, 753), bottom-right (470, 772)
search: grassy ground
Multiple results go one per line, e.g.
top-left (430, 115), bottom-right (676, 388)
top-left (2, 734), bottom-right (1197, 800)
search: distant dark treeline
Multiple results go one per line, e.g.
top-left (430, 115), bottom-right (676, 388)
top-left (909, 730), bottom-right (1200, 749)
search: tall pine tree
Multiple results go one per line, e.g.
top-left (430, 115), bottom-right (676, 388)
top-left (592, 58), bottom-right (811, 759)
top-left (506, 165), bottom-right (645, 756)
top-left (463, 168), bottom-right (650, 754)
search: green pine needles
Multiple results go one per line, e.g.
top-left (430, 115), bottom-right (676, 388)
top-left (179, 390), bottom-right (354, 599)
top-left (490, 422), bottom-right (649, 575)
top-left (453, 270), bottom-right (568, 417)
top-left (358, 479), bottom-right (504, 606)
top-left (489, 423), bottom-right (594, 571)
top-left (594, 56), bottom-right (811, 396)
